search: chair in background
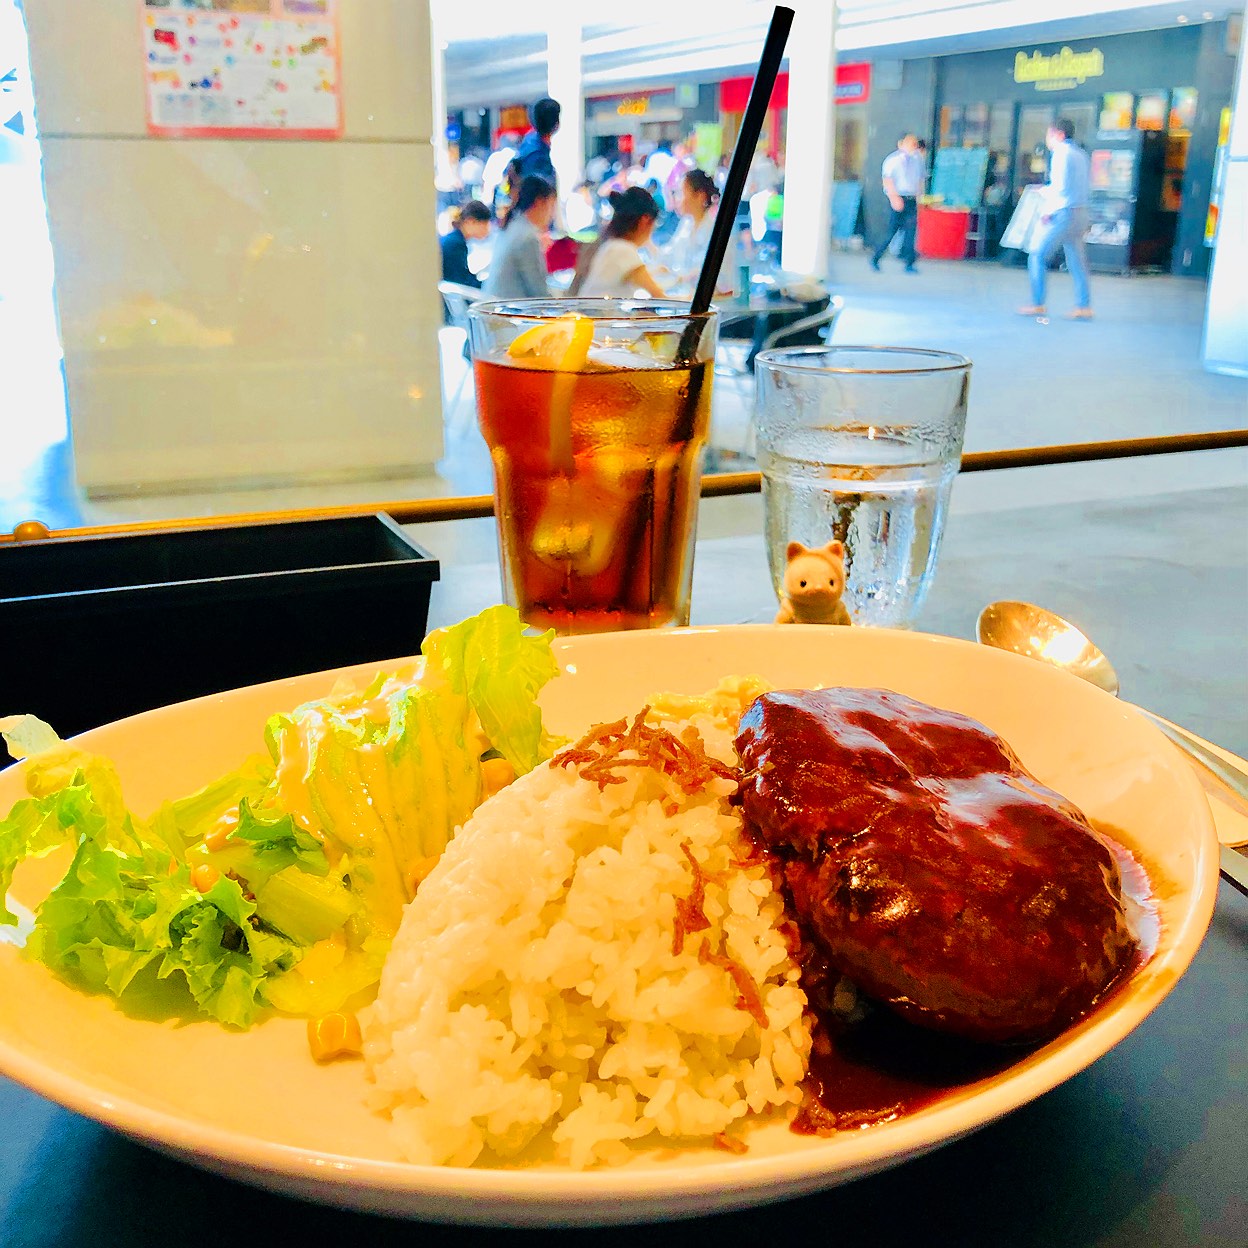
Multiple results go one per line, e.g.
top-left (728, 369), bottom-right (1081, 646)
top-left (758, 293), bottom-right (845, 355)
top-left (438, 281), bottom-right (483, 434)
top-left (711, 296), bottom-right (846, 464)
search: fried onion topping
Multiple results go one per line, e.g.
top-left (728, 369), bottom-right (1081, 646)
top-left (552, 708), bottom-right (739, 795)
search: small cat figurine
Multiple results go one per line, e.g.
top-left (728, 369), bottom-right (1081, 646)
top-left (774, 540), bottom-right (852, 626)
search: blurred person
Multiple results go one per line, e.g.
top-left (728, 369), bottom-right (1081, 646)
top-left (570, 187), bottom-right (665, 299)
top-left (585, 151), bottom-right (612, 184)
top-left (648, 176), bottom-right (681, 247)
top-left (757, 179), bottom-right (784, 270)
top-left (514, 97), bottom-right (561, 188)
top-left (440, 200), bottom-right (491, 289)
top-left (870, 132), bottom-right (924, 273)
top-left (483, 176), bottom-right (557, 300)
top-left (492, 155), bottom-right (526, 220)
top-left (564, 180), bottom-right (598, 235)
top-left (745, 149), bottom-right (779, 201)
top-left (481, 137), bottom-right (518, 210)
top-left (1018, 119), bottom-right (1093, 320)
top-left (664, 140), bottom-right (695, 199)
top-left (665, 168), bottom-right (732, 293)
top-left (434, 145), bottom-right (462, 213)
top-left (458, 149), bottom-right (486, 199)
top-left (644, 140), bottom-right (677, 189)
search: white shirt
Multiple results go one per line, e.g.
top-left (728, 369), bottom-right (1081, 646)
top-left (664, 211), bottom-right (714, 283)
top-left (481, 147), bottom-right (515, 203)
top-left (882, 149), bottom-right (925, 197)
top-left (564, 192), bottom-right (596, 235)
top-left (579, 238), bottom-right (646, 298)
top-left (662, 211), bottom-right (735, 296)
top-left (1044, 139), bottom-right (1090, 213)
top-left (644, 150), bottom-right (677, 187)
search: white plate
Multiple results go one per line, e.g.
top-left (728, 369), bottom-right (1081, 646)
top-left (0, 626), bottom-right (1220, 1226)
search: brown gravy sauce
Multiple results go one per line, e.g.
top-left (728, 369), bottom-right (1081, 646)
top-left (791, 822), bottom-right (1159, 1134)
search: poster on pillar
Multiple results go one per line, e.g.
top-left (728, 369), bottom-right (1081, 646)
top-left (141, 1), bottom-right (342, 140)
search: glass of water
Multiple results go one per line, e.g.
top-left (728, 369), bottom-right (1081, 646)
top-left (754, 346), bottom-right (971, 628)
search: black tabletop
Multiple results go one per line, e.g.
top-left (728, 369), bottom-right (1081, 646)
top-left (2, 480), bottom-right (1245, 1246)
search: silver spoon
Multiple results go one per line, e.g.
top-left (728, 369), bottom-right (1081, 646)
top-left (976, 600), bottom-right (1248, 897)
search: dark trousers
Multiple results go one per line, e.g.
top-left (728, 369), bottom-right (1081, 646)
top-left (872, 196), bottom-right (918, 266)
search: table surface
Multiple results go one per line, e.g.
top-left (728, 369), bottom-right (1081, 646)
top-left (716, 293), bottom-right (809, 318)
top-left (2, 482), bottom-right (1246, 1247)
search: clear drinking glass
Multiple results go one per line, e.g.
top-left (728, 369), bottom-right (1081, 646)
top-left (754, 346), bottom-right (971, 628)
top-left (468, 299), bottom-right (719, 634)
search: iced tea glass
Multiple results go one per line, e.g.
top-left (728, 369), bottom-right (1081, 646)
top-left (468, 299), bottom-right (719, 633)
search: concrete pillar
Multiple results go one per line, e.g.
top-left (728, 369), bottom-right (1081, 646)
top-left (546, 21), bottom-right (584, 199)
top-left (22, 0), bottom-right (444, 495)
top-left (781, 0), bottom-right (837, 277)
top-left (1203, 28), bottom-right (1248, 377)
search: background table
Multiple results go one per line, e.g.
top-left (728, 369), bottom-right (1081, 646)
top-left (2, 479), bottom-right (1245, 1247)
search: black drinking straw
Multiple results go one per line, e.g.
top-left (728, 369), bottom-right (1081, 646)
top-left (678, 4), bottom-right (795, 366)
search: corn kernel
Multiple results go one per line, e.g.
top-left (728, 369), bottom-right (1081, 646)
top-left (481, 757), bottom-right (516, 798)
top-left (203, 824), bottom-right (231, 853)
top-left (308, 1011), bottom-right (363, 1063)
top-left (191, 864), bottom-right (220, 893)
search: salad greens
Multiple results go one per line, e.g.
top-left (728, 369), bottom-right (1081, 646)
top-left (0, 606), bottom-right (558, 1028)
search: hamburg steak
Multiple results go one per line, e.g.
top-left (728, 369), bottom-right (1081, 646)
top-left (735, 688), bottom-right (1137, 1045)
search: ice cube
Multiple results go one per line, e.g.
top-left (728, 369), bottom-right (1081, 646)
top-left (530, 474), bottom-right (637, 578)
top-left (585, 345), bottom-right (667, 371)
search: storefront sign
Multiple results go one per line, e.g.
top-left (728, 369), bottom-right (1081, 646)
top-left (835, 62), bottom-right (871, 105)
top-left (720, 65), bottom-right (870, 111)
top-left (1013, 46), bottom-right (1105, 92)
top-left (498, 104), bottom-right (529, 132)
top-left (588, 89), bottom-right (677, 124)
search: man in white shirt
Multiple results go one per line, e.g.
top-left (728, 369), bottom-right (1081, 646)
top-left (870, 133), bottom-right (925, 273)
top-left (481, 142), bottom-right (517, 212)
top-left (1019, 119), bottom-right (1093, 319)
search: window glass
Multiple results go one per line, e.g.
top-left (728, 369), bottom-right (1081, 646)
top-left (1169, 87), bottom-right (1198, 133)
top-left (962, 103), bottom-right (988, 148)
top-left (1100, 93), bottom-right (1135, 131)
top-left (939, 104), bottom-right (962, 148)
top-left (1136, 92), bottom-right (1167, 132)
top-left (1016, 105), bottom-right (1055, 195)
top-left (988, 103), bottom-right (1013, 153)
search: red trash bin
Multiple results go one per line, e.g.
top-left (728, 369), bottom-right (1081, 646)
top-left (917, 206), bottom-right (970, 260)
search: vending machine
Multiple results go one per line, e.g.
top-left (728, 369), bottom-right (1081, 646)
top-left (1084, 129), bottom-right (1174, 273)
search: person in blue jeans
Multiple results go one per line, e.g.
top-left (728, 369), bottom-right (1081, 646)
top-left (1019, 119), bottom-right (1093, 320)
top-left (870, 133), bottom-right (925, 273)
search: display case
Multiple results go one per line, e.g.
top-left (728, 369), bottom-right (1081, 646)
top-left (1085, 129), bottom-right (1176, 272)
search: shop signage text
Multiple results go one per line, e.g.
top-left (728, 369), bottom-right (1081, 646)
top-left (1013, 46), bottom-right (1105, 92)
top-left (835, 62), bottom-right (871, 105)
top-left (720, 64), bottom-right (870, 112)
top-left (616, 97), bottom-right (650, 116)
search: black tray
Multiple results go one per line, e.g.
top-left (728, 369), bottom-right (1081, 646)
top-left (0, 514), bottom-right (439, 761)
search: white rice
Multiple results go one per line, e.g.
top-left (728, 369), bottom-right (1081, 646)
top-left (361, 678), bottom-right (810, 1168)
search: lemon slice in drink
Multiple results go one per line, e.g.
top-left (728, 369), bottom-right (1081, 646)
top-left (507, 314), bottom-right (593, 371)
